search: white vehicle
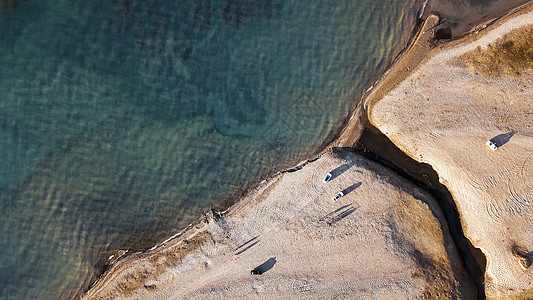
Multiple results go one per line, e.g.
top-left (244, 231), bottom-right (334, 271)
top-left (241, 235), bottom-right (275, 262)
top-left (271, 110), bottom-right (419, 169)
top-left (323, 172), bottom-right (332, 183)
top-left (332, 191), bottom-right (344, 202)
top-left (486, 140), bottom-right (498, 151)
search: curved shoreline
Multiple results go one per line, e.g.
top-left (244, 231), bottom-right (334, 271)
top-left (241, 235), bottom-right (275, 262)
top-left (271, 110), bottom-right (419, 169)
top-left (84, 149), bottom-right (478, 299)
top-left (78, 14), bottom-right (440, 297)
top-left (81, 2), bottom-right (532, 298)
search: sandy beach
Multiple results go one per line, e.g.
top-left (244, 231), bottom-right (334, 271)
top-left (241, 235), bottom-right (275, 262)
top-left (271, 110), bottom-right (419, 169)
top-left (83, 149), bottom-right (474, 299)
top-left (82, 3), bottom-right (533, 299)
top-left (369, 3), bottom-right (533, 299)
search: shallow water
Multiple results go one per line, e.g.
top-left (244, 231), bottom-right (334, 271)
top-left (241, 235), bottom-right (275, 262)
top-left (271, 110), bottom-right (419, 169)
top-left (0, 0), bottom-right (442, 298)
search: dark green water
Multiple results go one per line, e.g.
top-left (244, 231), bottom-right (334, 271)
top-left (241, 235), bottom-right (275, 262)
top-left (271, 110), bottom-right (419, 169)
top-left (0, 0), bottom-right (426, 298)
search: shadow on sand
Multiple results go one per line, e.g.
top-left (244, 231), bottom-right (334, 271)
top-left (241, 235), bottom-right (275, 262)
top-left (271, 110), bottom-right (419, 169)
top-left (235, 235), bottom-right (260, 255)
top-left (522, 251), bottom-right (533, 268)
top-left (326, 162), bottom-right (355, 182)
top-left (489, 131), bottom-right (515, 148)
top-left (319, 204), bottom-right (357, 225)
top-left (254, 257), bottom-right (277, 273)
top-left (235, 240), bottom-right (260, 255)
top-left (341, 182), bottom-right (362, 196)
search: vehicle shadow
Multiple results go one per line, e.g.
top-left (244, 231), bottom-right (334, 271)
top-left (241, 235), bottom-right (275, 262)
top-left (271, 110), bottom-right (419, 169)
top-left (324, 147), bottom-right (361, 181)
top-left (490, 131), bottom-right (515, 148)
top-left (255, 257), bottom-right (277, 273)
top-left (327, 162), bottom-right (354, 181)
top-left (341, 182), bottom-right (362, 196)
top-left (320, 204), bottom-right (357, 225)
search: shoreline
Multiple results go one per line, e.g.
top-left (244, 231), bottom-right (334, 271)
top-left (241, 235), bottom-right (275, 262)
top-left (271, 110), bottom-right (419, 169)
top-left (78, 13), bottom-right (439, 297)
top-left (83, 148), bottom-right (477, 299)
top-left (80, 8), bottom-right (430, 296)
top-left (81, 2), bottom-right (532, 298)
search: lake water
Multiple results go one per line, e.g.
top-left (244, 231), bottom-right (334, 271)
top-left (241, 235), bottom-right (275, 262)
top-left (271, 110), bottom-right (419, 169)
top-left (1, 0), bottom-right (506, 298)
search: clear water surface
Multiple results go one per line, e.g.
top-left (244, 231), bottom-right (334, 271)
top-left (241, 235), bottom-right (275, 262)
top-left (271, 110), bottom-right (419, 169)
top-left (0, 0), bottom-right (425, 298)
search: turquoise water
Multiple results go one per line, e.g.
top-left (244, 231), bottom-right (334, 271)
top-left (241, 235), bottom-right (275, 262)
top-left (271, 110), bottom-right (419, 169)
top-left (0, 0), bottom-right (423, 298)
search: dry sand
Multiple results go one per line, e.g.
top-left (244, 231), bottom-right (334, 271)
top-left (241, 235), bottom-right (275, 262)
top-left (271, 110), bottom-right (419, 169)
top-left (83, 150), bottom-right (474, 299)
top-left (82, 3), bottom-right (533, 299)
top-left (368, 4), bottom-right (533, 299)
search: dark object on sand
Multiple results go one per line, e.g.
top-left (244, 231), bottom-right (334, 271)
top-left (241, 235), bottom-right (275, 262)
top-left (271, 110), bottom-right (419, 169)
top-left (323, 172), bottom-right (332, 183)
top-left (250, 268), bottom-right (263, 275)
top-left (251, 257), bottom-right (277, 275)
top-left (332, 191), bottom-right (344, 202)
top-left (436, 27), bottom-right (452, 39)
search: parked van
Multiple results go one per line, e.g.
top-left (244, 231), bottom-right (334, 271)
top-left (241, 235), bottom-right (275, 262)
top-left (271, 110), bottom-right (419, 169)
top-left (323, 172), bottom-right (332, 183)
top-left (486, 140), bottom-right (498, 151)
top-left (332, 191), bottom-right (344, 202)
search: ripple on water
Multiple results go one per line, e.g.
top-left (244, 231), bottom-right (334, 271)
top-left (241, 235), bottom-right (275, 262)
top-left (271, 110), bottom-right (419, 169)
top-left (0, 0), bottom-right (423, 298)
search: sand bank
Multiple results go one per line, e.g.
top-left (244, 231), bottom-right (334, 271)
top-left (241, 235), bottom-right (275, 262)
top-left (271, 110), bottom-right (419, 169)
top-left (368, 3), bottom-right (533, 298)
top-left (83, 150), bottom-right (474, 299)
